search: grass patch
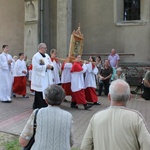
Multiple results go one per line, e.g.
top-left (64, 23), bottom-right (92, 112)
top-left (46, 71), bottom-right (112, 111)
top-left (2, 138), bottom-right (80, 150)
top-left (2, 137), bottom-right (21, 150)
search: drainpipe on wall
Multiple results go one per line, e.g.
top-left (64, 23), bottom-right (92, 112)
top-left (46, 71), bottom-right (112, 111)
top-left (40, 0), bottom-right (44, 42)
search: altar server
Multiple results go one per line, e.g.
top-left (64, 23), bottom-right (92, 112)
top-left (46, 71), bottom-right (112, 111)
top-left (61, 57), bottom-right (72, 99)
top-left (0, 45), bottom-right (13, 103)
top-left (50, 49), bottom-right (61, 85)
top-left (28, 63), bottom-right (35, 95)
top-left (70, 54), bottom-right (92, 110)
top-left (85, 56), bottom-right (101, 105)
top-left (31, 43), bottom-right (54, 109)
top-left (13, 53), bottom-right (29, 98)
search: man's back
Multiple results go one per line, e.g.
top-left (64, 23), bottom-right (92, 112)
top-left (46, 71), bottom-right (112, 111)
top-left (81, 106), bottom-right (150, 150)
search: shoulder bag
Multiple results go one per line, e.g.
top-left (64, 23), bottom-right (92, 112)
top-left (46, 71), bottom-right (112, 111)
top-left (23, 109), bottom-right (39, 150)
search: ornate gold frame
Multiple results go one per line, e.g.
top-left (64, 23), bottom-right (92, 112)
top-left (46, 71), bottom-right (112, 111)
top-left (69, 25), bottom-right (84, 57)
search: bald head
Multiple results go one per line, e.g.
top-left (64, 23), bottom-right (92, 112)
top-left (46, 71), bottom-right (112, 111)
top-left (109, 79), bottom-right (130, 103)
top-left (111, 49), bottom-right (116, 55)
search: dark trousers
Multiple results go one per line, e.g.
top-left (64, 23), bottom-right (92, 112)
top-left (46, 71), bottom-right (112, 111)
top-left (142, 85), bottom-right (150, 100)
top-left (99, 79), bottom-right (110, 96)
top-left (33, 91), bottom-right (48, 109)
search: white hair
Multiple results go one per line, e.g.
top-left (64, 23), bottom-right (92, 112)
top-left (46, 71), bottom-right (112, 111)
top-left (109, 79), bottom-right (130, 102)
top-left (38, 43), bottom-right (46, 50)
top-left (116, 67), bottom-right (122, 72)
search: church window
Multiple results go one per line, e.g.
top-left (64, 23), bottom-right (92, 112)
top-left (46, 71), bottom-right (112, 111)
top-left (124, 0), bottom-right (140, 21)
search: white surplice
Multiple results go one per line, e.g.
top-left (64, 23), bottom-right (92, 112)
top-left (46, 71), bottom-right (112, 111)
top-left (31, 52), bottom-right (54, 96)
top-left (11, 59), bottom-right (16, 84)
top-left (28, 70), bottom-right (32, 81)
top-left (71, 64), bottom-right (87, 92)
top-left (13, 59), bottom-right (27, 77)
top-left (61, 63), bottom-right (72, 84)
top-left (50, 59), bottom-right (61, 84)
top-left (85, 63), bottom-right (98, 88)
top-left (0, 52), bottom-right (13, 101)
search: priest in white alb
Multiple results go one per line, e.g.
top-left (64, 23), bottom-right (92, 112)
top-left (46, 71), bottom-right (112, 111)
top-left (31, 43), bottom-right (54, 109)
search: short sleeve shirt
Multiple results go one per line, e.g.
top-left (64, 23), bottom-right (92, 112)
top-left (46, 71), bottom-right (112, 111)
top-left (144, 71), bottom-right (150, 82)
top-left (20, 110), bottom-right (36, 140)
top-left (100, 66), bottom-right (113, 79)
top-left (108, 54), bottom-right (120, 67)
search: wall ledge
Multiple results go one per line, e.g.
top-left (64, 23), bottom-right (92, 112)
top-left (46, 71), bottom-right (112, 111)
top-left (116, 20), bottom-right (147, 26)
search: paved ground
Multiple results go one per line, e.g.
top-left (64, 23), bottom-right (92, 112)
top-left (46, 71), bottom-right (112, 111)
top-left (0, 87), bottom-right (150, 148)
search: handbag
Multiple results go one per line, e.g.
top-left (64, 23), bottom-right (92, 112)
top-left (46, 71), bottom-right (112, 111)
top-left (23, 109), bottom-right (39, 150)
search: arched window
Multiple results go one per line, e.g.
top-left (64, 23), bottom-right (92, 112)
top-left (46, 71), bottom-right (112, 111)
top-left (124, 0), bottom-right (140, 21)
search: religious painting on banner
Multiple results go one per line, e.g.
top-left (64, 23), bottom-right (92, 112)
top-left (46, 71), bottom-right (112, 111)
top-left (69, 24), bottom-right (84, 59)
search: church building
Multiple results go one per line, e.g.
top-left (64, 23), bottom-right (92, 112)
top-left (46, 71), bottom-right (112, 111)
top-left (0, 0), bottom-right (150, 63)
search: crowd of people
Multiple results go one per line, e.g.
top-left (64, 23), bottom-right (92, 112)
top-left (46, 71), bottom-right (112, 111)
top-left (0, 43), bottom-right (150, 149)
top-left (30, 43), bottom-right (103, 110)
top-left (29, 44), bottom-right (133, 110)
top-left (1, 44), bottom-right (149, 105)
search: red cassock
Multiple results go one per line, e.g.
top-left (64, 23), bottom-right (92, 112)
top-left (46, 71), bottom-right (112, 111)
top-left (70, 62), bottom-right (87, 104)
top-left (71, 89), bottom-right (86, 104)
top-left (84, 63), bottom-right (98, 103)
top-left (85, 87), bottom-right (98, 102)
top-left (28, 64), bottom-right (32, 70)
top-left (13, 59), bottom-right (27, 96)
top-left (13, 76), bottom-right (26, 95)
top-left (62, 83), bottom-right (72, 95)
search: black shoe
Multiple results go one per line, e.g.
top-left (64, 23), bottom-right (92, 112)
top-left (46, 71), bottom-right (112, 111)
top-left (13, 94), bottom-right (16, 97)
top-left (22, 95), bottom-right (29, 98)
top-left (64, 99), bottom-right (68, 102)
top-left (84, 104), bottom-right (92, 110)
top-left (94, 102), bottom-right (101, 105)
top-left (1, 101), bottom-right (11, 103)
top-left (70, 105), bottom-right (78, 109)
top-left (70, 102), bottom-right (78, 109)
